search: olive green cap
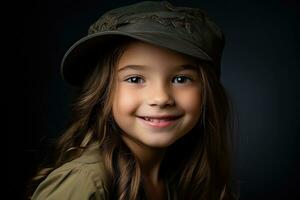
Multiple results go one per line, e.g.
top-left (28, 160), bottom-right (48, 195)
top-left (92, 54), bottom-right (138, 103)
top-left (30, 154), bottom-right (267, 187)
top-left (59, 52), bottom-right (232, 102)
top-left (61, 1), bottom-right (225, 86)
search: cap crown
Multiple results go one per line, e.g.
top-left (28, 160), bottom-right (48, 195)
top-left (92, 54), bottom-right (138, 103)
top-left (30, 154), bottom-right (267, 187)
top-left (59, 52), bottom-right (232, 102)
top-left (88, 1), bottom-right (225, 67)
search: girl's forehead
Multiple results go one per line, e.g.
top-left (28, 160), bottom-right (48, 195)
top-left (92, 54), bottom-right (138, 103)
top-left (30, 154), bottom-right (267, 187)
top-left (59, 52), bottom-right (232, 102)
top-left (117, 40), bottom-right (198, 68)
top-left (117, 63), bottom-right (200, 74)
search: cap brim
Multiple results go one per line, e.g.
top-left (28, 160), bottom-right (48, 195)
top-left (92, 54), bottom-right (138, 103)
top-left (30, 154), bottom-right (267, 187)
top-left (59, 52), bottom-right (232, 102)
top-left (61, 31), bottom-right (213, 87)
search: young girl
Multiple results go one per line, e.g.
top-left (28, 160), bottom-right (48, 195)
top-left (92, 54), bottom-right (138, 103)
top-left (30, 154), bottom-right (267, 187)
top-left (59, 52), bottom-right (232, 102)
top-left (29, 1), bottom-right (238, 199)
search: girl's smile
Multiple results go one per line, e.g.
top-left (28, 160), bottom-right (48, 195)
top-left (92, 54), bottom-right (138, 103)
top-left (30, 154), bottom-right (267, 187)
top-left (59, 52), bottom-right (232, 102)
top-left (137, 114), bottom-right (183, 129)
top-left (112, 40), bottom-right (203, 148)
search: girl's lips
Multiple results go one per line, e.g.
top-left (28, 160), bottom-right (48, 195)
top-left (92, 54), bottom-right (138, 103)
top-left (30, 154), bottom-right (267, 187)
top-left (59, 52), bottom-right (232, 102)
top-left (137, 116), bottom-right (181, 128)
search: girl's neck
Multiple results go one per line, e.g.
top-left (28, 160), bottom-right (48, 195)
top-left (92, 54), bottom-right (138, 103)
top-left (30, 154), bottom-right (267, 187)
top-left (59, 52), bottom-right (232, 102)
top-left (121, 135), bottom-right (166, 184)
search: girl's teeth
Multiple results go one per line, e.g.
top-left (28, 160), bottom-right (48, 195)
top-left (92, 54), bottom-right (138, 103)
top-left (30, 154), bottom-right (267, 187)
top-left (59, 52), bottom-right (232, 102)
top-left (144, 117), bottom-right (170, 122)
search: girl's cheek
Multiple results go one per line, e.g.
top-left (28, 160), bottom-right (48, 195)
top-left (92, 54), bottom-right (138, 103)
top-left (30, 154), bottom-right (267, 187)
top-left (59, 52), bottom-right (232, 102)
top-left (175, 87), bottom-right (202, 113)
top-left (115, 85), bottom-right (141, 113)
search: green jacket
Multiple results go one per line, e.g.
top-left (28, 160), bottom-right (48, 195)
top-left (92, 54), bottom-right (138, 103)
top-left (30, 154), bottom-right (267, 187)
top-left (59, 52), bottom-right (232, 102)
top-left (32, 143), bottom-right (174, 200)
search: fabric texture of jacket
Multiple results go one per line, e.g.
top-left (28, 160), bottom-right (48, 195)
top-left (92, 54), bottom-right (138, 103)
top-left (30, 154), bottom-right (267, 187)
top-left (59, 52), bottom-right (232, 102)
top-left (31, 143), bottom-right (175, 200)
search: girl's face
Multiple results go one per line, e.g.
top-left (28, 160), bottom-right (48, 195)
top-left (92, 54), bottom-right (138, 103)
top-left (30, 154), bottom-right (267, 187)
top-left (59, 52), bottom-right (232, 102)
top-left (112, 40), bottom-right (203, 149)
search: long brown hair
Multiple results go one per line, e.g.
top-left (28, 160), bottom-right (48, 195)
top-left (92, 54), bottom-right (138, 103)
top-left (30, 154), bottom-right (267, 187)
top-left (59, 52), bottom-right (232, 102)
top-left (28, 37), bottom-right (239, 199)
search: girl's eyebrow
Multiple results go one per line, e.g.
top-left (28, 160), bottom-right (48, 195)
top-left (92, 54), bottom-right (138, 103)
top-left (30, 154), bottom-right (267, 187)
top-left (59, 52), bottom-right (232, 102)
top-left (117, 64), bottom-right (199, 72)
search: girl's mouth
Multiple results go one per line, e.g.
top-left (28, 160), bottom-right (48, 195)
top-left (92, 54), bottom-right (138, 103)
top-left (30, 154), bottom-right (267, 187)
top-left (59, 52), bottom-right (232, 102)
top-left (138, 116), bottom-right (181, 128)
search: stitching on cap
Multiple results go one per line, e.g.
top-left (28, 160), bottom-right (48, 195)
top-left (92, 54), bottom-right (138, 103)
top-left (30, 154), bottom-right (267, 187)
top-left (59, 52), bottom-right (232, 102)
top-left (88, 2), bottom-right (208, 35)
top-left (88, 13), bottom-right (201, 34)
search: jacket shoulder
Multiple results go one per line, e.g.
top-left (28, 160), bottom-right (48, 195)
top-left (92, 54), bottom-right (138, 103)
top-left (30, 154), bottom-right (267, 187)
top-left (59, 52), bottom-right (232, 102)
top-left (32, 144), bottom-right (108, 200)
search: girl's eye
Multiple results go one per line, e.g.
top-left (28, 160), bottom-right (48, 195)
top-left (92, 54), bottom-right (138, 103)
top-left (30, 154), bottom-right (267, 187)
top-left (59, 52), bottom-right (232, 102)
top-left (173, 76), bottom-right (192, 84)
top-left (125, 76), bottom-right (144, 84)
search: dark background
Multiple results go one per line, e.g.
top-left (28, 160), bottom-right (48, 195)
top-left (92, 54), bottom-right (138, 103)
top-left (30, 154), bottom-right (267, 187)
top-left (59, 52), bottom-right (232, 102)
top-left (6, 0), bottom-right (299, 199)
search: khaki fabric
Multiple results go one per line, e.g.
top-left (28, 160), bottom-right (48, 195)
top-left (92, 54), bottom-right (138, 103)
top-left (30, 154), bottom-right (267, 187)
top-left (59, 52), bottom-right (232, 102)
top-left (32, 143), bottom-right (108, 200)
top-left (32, 143), bottom-right (174, 200)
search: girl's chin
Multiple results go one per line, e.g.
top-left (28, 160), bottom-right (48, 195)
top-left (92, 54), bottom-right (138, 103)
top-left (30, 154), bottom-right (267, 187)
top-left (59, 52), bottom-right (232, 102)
top-left (121, 132), bottom-right (179, 150)
top-left (140, 139), bottom-right (177, 149)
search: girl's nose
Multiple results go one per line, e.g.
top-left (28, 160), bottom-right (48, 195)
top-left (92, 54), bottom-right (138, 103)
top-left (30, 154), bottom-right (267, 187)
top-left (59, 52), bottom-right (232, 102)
top-left (146, 84), bottom-right (175, 107)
